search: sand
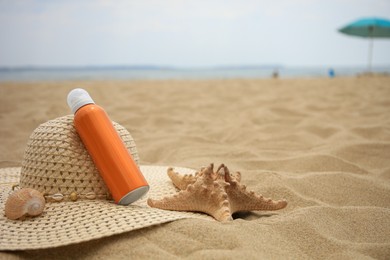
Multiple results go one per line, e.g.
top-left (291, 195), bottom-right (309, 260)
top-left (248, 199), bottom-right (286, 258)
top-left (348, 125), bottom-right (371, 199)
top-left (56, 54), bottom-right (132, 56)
top-left (1, 77), bottom-right (390, 259)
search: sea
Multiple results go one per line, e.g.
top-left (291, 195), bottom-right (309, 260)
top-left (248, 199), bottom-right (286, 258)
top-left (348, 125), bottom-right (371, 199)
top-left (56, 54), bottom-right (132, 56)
top-left (0, 66), bottom-right (389, 81)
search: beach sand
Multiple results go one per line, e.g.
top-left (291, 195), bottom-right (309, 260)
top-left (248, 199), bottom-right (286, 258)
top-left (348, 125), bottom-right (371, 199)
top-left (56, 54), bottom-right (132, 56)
top-left (1, 77), bottom-right (390, 259)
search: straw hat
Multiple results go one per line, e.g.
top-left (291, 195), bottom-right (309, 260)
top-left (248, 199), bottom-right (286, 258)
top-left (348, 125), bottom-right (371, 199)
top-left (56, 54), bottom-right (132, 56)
top-left (0, 115), bottom-right (210, 251)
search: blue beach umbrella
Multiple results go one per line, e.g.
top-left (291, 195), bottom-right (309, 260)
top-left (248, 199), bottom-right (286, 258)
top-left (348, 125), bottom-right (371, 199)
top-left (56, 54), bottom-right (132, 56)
top-left (338, 17), bottom-right (390, 71)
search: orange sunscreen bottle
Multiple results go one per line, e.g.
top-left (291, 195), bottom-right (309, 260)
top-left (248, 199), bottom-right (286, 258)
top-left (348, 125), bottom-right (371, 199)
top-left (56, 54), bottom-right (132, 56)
top-left (67, 88), bottom-right (149, 205)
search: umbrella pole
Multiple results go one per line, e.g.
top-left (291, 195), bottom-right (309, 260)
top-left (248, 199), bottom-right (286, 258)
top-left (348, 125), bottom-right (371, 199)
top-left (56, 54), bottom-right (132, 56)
top-left (368, 36), bottom-right (373, 72)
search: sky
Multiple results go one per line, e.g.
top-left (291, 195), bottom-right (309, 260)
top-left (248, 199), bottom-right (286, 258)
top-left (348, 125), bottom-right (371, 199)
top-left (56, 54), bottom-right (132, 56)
top-left (0, 0), bottom-right (389, 68)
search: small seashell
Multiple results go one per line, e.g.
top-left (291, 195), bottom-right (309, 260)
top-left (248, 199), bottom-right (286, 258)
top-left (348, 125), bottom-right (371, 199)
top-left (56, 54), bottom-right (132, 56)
top-left (51, 193), bottom-right (64, 201)
top-left (5, 188), bottom-right (45, 220)
top-left (85, 192), bottom-right (96, 200)
top-left (69, 192), bottom-right (78, 201)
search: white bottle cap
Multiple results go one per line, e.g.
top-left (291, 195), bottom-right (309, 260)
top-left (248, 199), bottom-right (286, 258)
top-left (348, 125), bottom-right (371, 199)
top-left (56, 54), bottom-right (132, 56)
top-left (67, 88), bottom-right (95, 114)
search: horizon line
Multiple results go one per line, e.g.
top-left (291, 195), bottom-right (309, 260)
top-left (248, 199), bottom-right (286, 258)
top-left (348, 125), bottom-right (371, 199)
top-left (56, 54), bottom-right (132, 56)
top-left (1, 64), bottom-right (390, 71)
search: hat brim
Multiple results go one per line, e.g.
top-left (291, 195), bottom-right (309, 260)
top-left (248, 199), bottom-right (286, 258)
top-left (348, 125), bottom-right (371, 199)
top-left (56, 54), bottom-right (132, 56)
top-left (0, 166), bottom-right (212, 251)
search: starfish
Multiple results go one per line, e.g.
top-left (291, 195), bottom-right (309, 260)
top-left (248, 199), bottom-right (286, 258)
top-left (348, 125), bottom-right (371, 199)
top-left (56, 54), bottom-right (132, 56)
top-left (147, 163), bottom-right (287, 221)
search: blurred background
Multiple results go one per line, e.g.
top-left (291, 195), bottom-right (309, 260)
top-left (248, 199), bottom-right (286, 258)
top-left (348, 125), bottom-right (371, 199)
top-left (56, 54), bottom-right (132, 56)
top-left (0, 0), bottom-right (389, 80)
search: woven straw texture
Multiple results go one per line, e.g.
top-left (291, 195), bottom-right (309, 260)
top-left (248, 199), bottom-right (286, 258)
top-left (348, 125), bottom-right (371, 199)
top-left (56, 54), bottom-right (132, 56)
top-left (0, 166), bottom-right (211, 251)
top-left (0, 116), bottom-right (211, 251)
top-left (19, 115), bottom-right (139, 200)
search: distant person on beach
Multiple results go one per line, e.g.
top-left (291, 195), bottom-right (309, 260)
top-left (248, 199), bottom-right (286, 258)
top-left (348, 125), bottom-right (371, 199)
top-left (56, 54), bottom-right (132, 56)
top-left (328, 68), bottom-right (335, 78)
top-left (272, 69), bottom-right (279, 79)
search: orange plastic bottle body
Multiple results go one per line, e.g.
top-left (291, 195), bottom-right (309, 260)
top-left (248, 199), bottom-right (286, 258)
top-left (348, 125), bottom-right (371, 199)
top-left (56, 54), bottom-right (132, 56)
top-left (74, 104), bottom-right (149, 204)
